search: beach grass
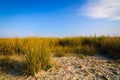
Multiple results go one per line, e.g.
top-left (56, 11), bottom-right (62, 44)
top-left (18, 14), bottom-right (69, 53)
top-left (0, 36), bottom-right (120, 76)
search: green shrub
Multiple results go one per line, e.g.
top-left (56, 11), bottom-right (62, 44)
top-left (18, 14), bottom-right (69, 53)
top-left (78, 53), bottom-right (84, 59)
top-left (44, 65), bottom-right (52, 71)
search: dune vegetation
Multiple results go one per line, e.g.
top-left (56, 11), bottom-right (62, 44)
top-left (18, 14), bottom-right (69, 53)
top-left (0, 36), bottom-right (120, 76)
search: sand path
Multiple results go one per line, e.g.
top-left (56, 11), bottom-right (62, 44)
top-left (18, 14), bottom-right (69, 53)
top-left (0, 54), bottom-right (120, 80)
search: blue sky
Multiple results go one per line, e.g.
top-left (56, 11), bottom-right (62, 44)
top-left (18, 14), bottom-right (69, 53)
top-left (0, 0), bottom-right (120, 37)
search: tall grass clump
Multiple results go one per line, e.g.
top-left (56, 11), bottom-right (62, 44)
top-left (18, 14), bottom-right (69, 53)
top-left (23, 39), bottom-right (52, 76)
top-left (101, 37), bottom-right (120, 59)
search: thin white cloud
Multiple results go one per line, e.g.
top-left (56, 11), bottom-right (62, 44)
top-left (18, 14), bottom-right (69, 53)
top-left (81, 0), bottom-right (120, 20)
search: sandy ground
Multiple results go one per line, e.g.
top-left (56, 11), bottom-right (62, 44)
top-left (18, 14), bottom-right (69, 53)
top-left (0, 54), bottom-right (120, 80)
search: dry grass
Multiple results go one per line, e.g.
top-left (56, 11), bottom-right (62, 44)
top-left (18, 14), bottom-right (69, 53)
top-left (101, 37), bottom-right (120, 59)
top-left (0, 36), bottom-right (120, 76)
top-left (24, 40), bottom-right (52, 76)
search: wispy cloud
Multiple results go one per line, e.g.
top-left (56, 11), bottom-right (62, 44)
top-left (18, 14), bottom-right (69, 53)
top-left (81, 0), bottom-right (120, 20)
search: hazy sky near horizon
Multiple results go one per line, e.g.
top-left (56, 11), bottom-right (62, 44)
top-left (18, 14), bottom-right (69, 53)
top-left (0, 0), bottom-right (120, 37)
